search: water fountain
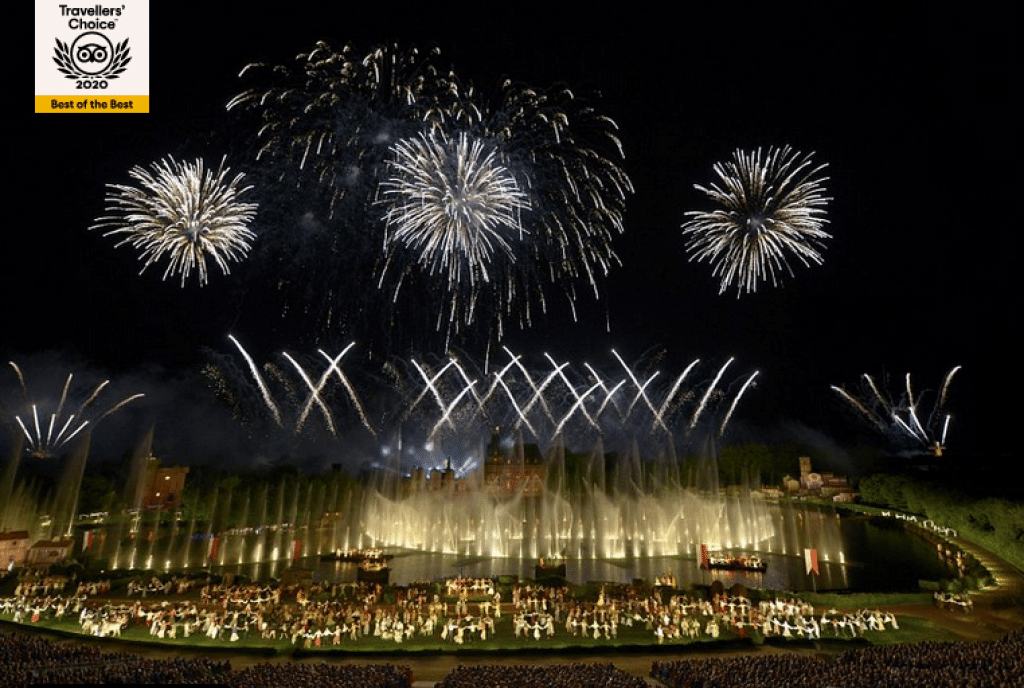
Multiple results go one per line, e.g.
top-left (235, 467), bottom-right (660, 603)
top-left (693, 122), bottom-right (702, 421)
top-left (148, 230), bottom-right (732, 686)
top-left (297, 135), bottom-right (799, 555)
top-left (0, 430), bottom-right (92, 543)
top-left (361, 432), bottom-right (776, 562)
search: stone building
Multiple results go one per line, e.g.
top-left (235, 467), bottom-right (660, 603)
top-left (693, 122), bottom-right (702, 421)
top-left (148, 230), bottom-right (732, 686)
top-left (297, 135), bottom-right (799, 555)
top-left (0, 530), bottom-right (31, 570)
top-left (781, 456), bottom-right (858, 502)
top-left (140, 457), bottom-right (189, 510)
top-left (26, 537), bottom-right (74, 565)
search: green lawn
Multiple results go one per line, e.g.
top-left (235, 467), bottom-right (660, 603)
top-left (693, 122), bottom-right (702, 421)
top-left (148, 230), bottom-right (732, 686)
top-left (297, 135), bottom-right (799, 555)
top-left (3, 603), bottom-right (968, 656)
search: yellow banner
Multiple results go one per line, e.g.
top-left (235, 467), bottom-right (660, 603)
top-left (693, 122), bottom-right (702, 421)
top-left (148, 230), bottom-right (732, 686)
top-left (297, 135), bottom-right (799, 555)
top-left (35, 96), bottom-right (149, 113)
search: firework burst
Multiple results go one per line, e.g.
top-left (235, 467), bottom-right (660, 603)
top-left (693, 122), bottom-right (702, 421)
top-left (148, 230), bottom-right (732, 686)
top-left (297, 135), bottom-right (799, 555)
top-left (831, 366), bottom-right (961, 454)
top-left (682, 146), bottom-right (830, 295)
top-left (482, 80), bottom-right (632, 317)
top-left (3, 362), bottom-right (144, 459)
top-left (227, 41), bottom-right (478, 217)
top-left (225, 41), bottom-right (484, 345)
top-left (378, 130), bottom-right (530, 324)
top-left (226, 42), bottom-right (631, 349)
top-left (92, 156), bottom-right (259, 286)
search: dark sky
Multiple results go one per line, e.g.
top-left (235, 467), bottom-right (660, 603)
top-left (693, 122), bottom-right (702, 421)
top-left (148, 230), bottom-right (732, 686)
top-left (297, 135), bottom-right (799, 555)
top-left (7, 3), bottom-right (1019, 469)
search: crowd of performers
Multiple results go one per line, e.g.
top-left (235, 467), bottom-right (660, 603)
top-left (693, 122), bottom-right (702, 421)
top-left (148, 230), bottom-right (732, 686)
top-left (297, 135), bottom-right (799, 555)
top-left (935, 590), bottom-right (974, 613)
top-left (650, 592), bottom-right (902, 643)
top-left (506, 583), bottom-right (902, 644)
top-left (0, 569), bottom-right (911, 648)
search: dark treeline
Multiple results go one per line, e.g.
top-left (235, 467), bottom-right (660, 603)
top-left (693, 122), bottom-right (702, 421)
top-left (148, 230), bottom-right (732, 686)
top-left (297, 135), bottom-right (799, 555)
top-left (858, 472), bottom-right (1024, 574)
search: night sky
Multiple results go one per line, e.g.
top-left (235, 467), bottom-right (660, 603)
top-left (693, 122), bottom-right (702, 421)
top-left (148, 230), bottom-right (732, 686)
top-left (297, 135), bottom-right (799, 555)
top-left (8, 3), bottom-right (1019, 476)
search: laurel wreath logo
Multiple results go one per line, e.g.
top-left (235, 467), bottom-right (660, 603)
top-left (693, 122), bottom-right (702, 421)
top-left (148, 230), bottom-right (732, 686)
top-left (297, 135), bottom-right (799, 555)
top-left (53, 37), bottom-right (131, 79)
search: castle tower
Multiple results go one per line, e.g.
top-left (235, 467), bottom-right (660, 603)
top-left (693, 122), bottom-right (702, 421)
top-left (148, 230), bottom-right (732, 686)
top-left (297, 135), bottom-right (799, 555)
top-left (799, 456), bottom-right (812, 479)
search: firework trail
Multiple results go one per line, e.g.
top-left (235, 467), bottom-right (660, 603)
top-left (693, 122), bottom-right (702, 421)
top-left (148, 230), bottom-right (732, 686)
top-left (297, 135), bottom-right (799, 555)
top-left (395, 348), bottom-right (757, 453)
top-left (720, 370), bottom-right (759, 437)
top-left (212, 336), bottom-right (378, 441)
top-left (831, 366), bottom-right (961, 453)
top-left (91, 156), bottom-right (258, 286)
top-left (4, 362), bottom-right (144, 459)
top-left (213, 340), bottom-right (757, 467)
top-left (682, 146), bottom-right (830, 296)
top-left (226, 334), bottom-right (281, 426)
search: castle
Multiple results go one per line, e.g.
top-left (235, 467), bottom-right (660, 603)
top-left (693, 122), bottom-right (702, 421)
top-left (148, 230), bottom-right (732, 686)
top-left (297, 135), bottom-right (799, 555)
top-left (778, 456), bottom-right (858, 502)
top-left (399, 433), bottom-right (547, 499)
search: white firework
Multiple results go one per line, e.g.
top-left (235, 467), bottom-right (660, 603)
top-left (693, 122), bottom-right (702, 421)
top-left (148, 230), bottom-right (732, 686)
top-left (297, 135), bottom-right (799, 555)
top-left (92, 156), bottom-right (259, 286)
top-left (378, 130), bottom-right (530, 290)
top-left (218, 336), bottom-right (378, 439)
top-left (397, 348), bottom-right (758, 449)
top-left (5, 362), bottom-right (144, 459)
top-left (682, 146), bottom-right (831, 295)
top-left (832, 366), bottom-right (962, 453)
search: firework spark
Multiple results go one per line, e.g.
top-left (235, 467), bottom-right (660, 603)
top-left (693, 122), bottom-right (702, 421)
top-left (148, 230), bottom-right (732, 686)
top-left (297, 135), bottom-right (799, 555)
top-left (4, 362), bottom-right (144, 459)
top-left (92, 156), bottom-right (258, 286)
top-left (379, 130), bottom-right (530, 291)
top-left (831, 366), bottom-right (961, 454)
top-left (682, 146), bottom-right (830, 295)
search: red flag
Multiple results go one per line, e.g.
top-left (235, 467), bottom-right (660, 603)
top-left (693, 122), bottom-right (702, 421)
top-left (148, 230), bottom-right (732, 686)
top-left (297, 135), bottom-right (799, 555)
top-left (804, 548), bottom-right (819, 575)
top-left (293, 539), bottom-right (302, 563)
top-left (209, 536), bottom-right (219, 560)
top-left (700, 544), bottom-right (709, 569)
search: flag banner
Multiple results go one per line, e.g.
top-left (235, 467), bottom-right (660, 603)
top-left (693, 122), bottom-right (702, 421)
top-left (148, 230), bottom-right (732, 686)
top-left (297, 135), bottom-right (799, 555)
top-left (209, 536), bottom-right (219, 560)
top-left (293, 539), bottom-right (302, 563)
top-left (700, 544), bottom-right (709, 569)
top-left (804, 547), bottom-right (819, 575)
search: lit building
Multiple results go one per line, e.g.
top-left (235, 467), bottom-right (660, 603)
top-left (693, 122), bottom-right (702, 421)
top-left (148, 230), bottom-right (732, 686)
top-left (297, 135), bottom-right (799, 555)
top-left (139, 456), bottom-right (189, 510)
top-left (0, 530), bottom-right (31, 569)
top-left (398, 433), bottom-right (548, 499)
top-left (26, 537), bottom-right (74, 565)
top-left (482, 448), bottom-right (546, 498)
top-left (781, 456), bottom-right (858, 502)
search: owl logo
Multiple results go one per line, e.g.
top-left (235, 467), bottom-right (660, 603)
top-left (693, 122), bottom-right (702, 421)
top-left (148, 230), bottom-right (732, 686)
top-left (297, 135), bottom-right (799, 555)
top-left (53, 32), bottom-right (131, 80)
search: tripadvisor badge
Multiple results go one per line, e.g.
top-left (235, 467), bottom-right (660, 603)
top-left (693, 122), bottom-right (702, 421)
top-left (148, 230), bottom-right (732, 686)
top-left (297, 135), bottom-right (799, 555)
top-left (53, 31), bottom-right (131, 89)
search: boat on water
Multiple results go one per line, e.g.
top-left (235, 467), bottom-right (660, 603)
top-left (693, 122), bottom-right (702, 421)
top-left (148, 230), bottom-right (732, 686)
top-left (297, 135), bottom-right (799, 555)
top-left (534, 556), bottom-right (567, 579)
top-left (326, 548), bottom-right (394, 563)
top-left (355, 553), bottom-right (392, 584)
top-left (701, 553), bottom-right (767, 573)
